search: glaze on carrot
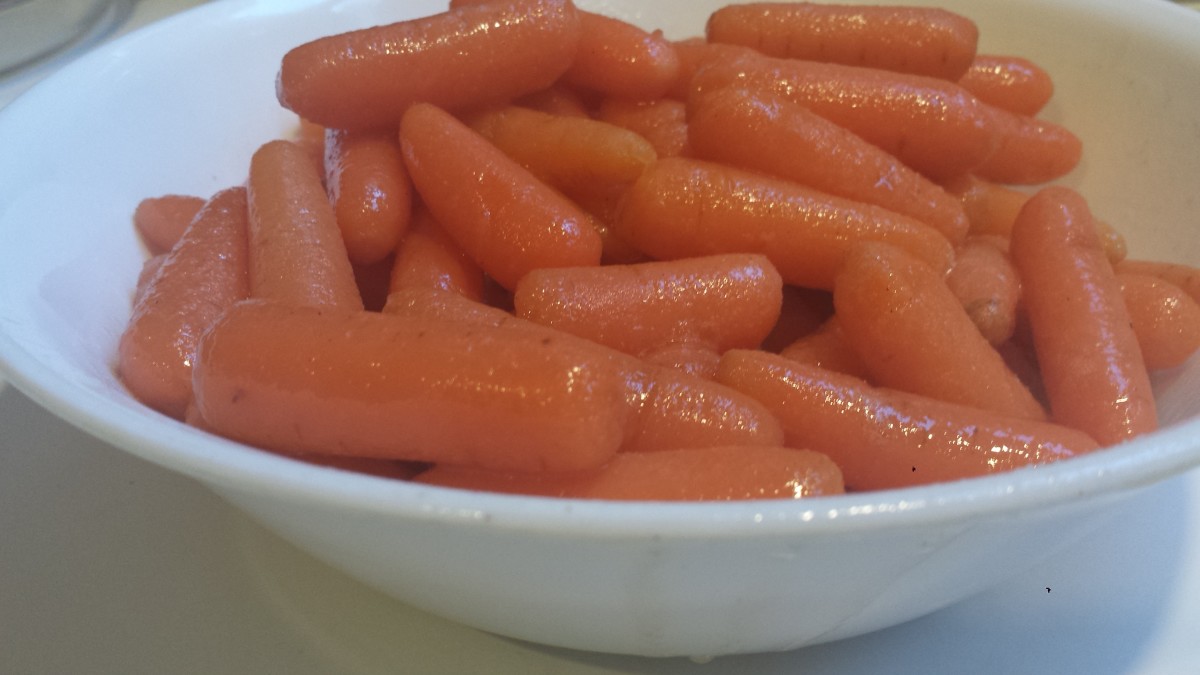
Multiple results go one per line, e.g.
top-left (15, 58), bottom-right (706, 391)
top-left (415, 445), bottom-right (844, 501)
top-left (716, 350), bottom-right (1097, 491)
top-left (277, 0), bottom-right (582, 131)
top-left (778, 317), bottom-right (871, 380)
top-left (973, 107), bottom-right (1082, 185)
top-left (958, 54), bottom-right (1054, 116)
top-left (247, 140), bottom-right (363, 310)
top-left (614, 157), bottom-right (954, 290)
top-left (119, 187), bottom-right (249, 419)
top-left (596, 97), bottom-right (691, 158)
top-left (706, 2), bottom-right (979, 81)
top-left (1009, 186), bottom-right (1157, 444)
top-left (400, 102), bottom-right (603, 290)
top-left (1118, 272), bottom-right (1200, 371)
top-left (1116, 260), bottom-right (1200, 306)
top-left (687, 86), bottom-right (968, 243)
top-left (834, 242), bottom-right (1045, 420)
top-left (193, 300), bottom-right (631, 473)
top-left (559, 10), bottom-right (681, 100)
top-left (324, 128), bottom-right (413, 266)
top-left (944, 235), bottom-right (1021, 345)
top-left (388, 208), bottom-right (485, 302)
top-left (133, 194), bottom-right (206, 255)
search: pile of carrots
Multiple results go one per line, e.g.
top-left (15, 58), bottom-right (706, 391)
top-left (118, 0), bottom-right (1200, 500)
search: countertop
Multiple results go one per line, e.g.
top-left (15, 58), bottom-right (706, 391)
top-left (3, 2), bottom-right (1200, 673)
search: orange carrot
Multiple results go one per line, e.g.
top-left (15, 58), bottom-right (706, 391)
top-left (192, 300), bottom-right (631, 473)
top-left (972, 107), bottom-right (1082, 185)
top-left (666, 37), bottom-right (754, 101)
top-left (133, 254), bottom-right (167, 307)
top-left (1115, 259), bottom-right (1200, 306)
top-left (639, 341), bottom-right (722, 380)
top-left (512, 253), bottom-right (783, 356)
top-left (706, 2), bottom-right (979, 81)
top-left (467, 104), bottom-right (657, 198)
top-left (415, 445), bottom-right (844, 500)
top-left (388, 208), bottom-right (485, 302)
top-left (277, 0), bottom-right (581, 131)
top-left (944, 235), bottom-right (1021, 345)
top-left (247, 140), bottom-right (363, 310)
top-left (514, 84), bottom-right (592, 118)
top-left (324, 128), bottom-right (413, 266)
top-left (132, 194), bottom-right (205, 255)
top-left (400, 102), bottom-right (603, 290)
top-left (1009, 186), bottom-right (1157, 444)
top-left (688, 86), bottom-right (969, 243)
top-left (614, 157), bottom-right (954, 290)
top-left (381, 287), bottom-right (786, 453)
top-left (759, 285), bottom-right (834, 353)
top-left (691, 50), bottom-right (997, 179)
top-left (778, 317), bottom-right (871, 380)
top-left (292, 118), bottom-right (327, 176)
top-left (1118, 272), bottom-right (1200, 370)
top-left (834, 242), bottom-right (1045, 419)
top-left (958, 54), bottom-right (1054, 116)
top-left (559, 10), bottom-right (681, 100)
top-left (596, 97), bottom-right (691, 158)
top-left (716, 350), bottom-right (1097, 491)
top-left (119, 187), bottom-right (249, 419)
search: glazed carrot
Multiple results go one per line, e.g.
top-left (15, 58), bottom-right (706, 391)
top-left (277, 0), bottom-right (582, 131)
top-left (133, 194), bottom-right (205, 255)
top-left (666, 37), bottom-right (754, 101)
top-left (512, 253), bottom-right (783, 356)
top-left (514, 85), bottom-right (592, 118)
top-left (778, 317), bottom-right (871, 380)
top-left (834, 242), bottom-right (1045, 419)
top-left (119, 187), bottom-right (249, 419)
top-left (958, 54), bottom-right (1054, 116)
top-left (1115, 259), bottom-right (1200, 305)
top-left (596, 97), bottom-right (690, 158)
top-left (944, 235), bottom-right (1021, 345)
top-left (1117, 272), bottom-right (1200, 370)
top-left (381, 287), bottom-right (785, 453)
top-left (467, 104), bottom-right (657, 198)
top-left (614, 157), bottom-right (954, 290)
top-left (192, 300), bottom-right (631, 473)
top-left (687, 86), bottom-right (969, 243)
top-left (716, 350), bottom-right (1097, 491)
top-left (706, 2), bottom-right (979, 81)
top-left (133, 254), bottom-right (167, 307)
top-left (691, 50), bottom-right (997, 179)
top-left (247, 140), bottom-right (363, 310)
top-left (400, 102), bottom-right (603, 290)
top-left (389, 208), bottom-right (485, 302)
top-left (1009, 186), bottom-right (1157, 444)
top-left (759, 285), bottom-right (833, 354)
top-left (292, 118), bottom-right (326, 176)
top-left (324, 128), bottom-right (413, 266)
top-left (639, 341), bottom-right (721, 380)
top-left (972, 107), bottom-right (1082, 185)
top-left (415, 445), bottom-right (844, 500)
top-left (560, 10), bottom-right (681, 100)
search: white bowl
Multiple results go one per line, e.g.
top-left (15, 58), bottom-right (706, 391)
top-left (2, 0), bottom-right (1200, 659)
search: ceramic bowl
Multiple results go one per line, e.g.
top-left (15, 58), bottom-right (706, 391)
top-left (2, 0), bottom-right (1200, 658)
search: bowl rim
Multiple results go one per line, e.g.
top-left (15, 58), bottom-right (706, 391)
top-left (3, 0), bottom-right (1200, 541)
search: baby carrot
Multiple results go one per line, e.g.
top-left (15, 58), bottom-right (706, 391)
top-left (192, 300), bottom-right (631, 473)
top-left (559, 10), bottom-right (681, 100)
top-left (973, 107), bottom-right (1082, 185)
top-left (277, 0), bottom-right (581, 131)
top-left (1009, 186), bottom-right (1157, 444)
top-left (958, 54), bottom-right (1054, 116)
top-left (415, 445), bottom-right (844, 501)
top-left (614, 157), bottom-right (954, 290)
top-left (389, 208), bottom-right (485, 302)
top-left (778, 317), bottom-right (871, 380)
top-left (1116, 259), bottom-right (1200, 305)
top-left (514, 85), bottom-right (592, 118)
top-left (691, 50), bottom-right (996, 179)
top-left (1118, 272), bottom-right (1200, 371)
top-left (118, 187), bottom-right (249, 419)
top-left (132, 194), bottom-right (205, 255)
top-left (639, 341), bottom-right (721, 380)
top-left (400, 102), bottom-right (603, 290)
top-left (467, 104), bottom-right (657, 198)
top-left (834, 242), bottom-right (1045, 419)
top-left (716, 350), bottom-right (1097, 491)
top-left (512, 253), bottom-right (783, 357)
top-left (247, 140), bottom-right (363, 310)
top-left (666, 37), bottom-right (754, 101)
top-left (944, 235), bottom-right (1021, 345)
top-left (687, 86), bottom-right (968, 243)
top-left (324, 128), bottom-right (413, 266)
top-left (706, 2), bottom-right (979, 81)
top-left (596, 97), bottom-right (691, 158)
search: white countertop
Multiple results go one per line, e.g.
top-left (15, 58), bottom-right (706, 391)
top-left (3, 2), bottom-right (1200, 673)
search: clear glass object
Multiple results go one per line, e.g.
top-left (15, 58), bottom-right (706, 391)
top-left (0, 0), bottom-right (134, 75)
